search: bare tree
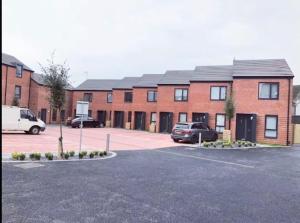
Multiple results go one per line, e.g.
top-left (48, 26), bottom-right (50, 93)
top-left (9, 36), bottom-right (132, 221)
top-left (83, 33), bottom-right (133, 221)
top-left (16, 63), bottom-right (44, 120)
top-left (40, 52), bottom-right (70, 158)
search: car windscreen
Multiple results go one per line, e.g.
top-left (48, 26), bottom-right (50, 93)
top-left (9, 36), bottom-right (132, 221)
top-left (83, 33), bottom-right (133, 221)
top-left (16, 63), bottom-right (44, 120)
top-left (174, 124), bottom-right (189, 129)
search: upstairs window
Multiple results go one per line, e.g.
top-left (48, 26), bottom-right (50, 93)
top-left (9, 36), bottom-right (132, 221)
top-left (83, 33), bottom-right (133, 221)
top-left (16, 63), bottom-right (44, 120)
top-left (175, 89), bottom-right (188, 101)
top-left (215, 114), bottom-right (225, 133)
top-left (211, 86), bottom-right (227, 100)
top-left (107, 92), bottom-right (112, 103)
top-left (83, 93), bottom-right (93, 102)
top-left (124, 92), bottom-right (133, 103)
top-left (15, 85), bottom-right (22, 99)
top-left (16, 64), bottom-right (23, 78)
top-left (265, 115), bottom-right (278, 138)
top-left (259, 83), bottom-right (279, 100)
top-left (147, 90), bottom-right (157, 102)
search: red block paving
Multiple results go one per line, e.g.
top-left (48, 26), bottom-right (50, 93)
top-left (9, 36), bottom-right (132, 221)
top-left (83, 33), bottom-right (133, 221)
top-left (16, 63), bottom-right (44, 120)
top-left (2, 125), bottom-right (178, 154)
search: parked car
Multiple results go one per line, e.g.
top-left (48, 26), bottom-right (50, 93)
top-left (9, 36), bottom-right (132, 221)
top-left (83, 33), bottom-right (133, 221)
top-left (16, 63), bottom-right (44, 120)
top-left (2, 105), bottom-right (46, 135)
top-left (71, 117), bottom-right (99, 128)
top-left (171, 122), bottom-right (218, 143)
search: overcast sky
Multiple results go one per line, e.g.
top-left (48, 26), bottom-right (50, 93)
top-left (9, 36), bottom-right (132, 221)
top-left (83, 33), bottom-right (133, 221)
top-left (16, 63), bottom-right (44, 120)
top-left (3, 0), bottom-right (300, 86)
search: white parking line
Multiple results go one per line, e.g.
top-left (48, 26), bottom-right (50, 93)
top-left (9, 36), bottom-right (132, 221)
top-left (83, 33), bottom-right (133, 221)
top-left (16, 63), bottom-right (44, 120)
top-left (156, 150), bottom-right (255, 169)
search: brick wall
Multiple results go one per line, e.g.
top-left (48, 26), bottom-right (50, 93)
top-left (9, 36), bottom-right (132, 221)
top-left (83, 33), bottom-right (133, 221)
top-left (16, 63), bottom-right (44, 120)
top-left (111, 89), bottom-right (132, 127)
top-left (2, 64), bottom-right (32, 107)
top-left (231, 78), bottom-right (293, 145)
top-left (132, 87), bottom-right (158, 130)
top-left (72, 91), bottom-right (112, 121)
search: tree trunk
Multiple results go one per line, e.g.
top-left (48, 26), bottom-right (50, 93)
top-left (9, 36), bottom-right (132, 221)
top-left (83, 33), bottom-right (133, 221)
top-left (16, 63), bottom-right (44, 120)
top-left (228, 118), bottom-right (231, 130)
top-left (58, 108), bottom-right (64, 158)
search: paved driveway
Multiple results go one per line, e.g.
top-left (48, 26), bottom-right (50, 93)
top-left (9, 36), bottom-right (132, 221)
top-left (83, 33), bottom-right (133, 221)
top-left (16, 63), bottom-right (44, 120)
top-left (2, 125), bottom-right (178, 154)
top-left (2, 146), bottom-right (300, 223)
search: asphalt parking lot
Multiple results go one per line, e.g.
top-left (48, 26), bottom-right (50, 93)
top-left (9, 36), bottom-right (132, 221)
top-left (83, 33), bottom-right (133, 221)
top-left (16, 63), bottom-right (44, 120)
top-left (2, 146), bottom-right (300, 223)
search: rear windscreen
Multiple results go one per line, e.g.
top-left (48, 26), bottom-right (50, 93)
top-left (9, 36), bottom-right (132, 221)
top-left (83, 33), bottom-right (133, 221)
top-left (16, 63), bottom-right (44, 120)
top-left (175, 124), bottom-right (189, 129)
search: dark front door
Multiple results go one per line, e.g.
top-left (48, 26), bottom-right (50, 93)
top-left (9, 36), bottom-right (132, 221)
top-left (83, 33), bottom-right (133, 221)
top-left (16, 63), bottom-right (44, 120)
top-left (134, 112), bottom-right (146, 130)
top-left (41, 109), bottom-right (47, 123)
top-left (236, 114), bottom-right (257, 142)
top-left (97, 110), bottom-right (106, 127)
top-left (114, 111), bottom-right (124, 128)
top-left (192, 113), bottom-right (209, 125)
top-left (159, 112), bottom-right (173, 133)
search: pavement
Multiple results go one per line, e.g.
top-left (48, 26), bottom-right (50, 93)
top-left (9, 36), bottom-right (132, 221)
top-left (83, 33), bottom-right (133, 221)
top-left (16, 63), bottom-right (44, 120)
top-left (2, 145), bottom-right (300, 223)
top-left (2, 125), bottom-right (178, 154)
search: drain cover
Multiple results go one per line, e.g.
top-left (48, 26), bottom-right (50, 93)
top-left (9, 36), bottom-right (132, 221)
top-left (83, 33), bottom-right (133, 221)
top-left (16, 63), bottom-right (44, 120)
top-left (14, 163), bottom-right (44, 169)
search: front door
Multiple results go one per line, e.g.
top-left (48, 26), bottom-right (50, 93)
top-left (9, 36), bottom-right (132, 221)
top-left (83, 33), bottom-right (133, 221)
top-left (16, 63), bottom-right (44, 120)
top-left (114, 111), bottom-right (124, 128)
top-left (134, 112), bottom-right (146, 130)
top-left (192, 113), bottom-right (209, 125)
top-left (40, 109), bottom-right (47, 123)
top-left (236, 114), bottom-right (257, 142)
top-left (159, 112), bottom-right (173, 133)
top-left (97, 110), bottom-right (106, 127)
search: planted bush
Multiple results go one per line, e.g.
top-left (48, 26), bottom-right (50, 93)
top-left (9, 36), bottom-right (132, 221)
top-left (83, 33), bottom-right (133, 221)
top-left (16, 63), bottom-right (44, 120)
top-left (103, 151), bottom-right (107, 156)
top-left (12, 152), bottom-right (26, 160)
top-left (82, 151), bottom-right (87, 156)
top-left (64, 152), bottom-right (70, 160)
top-left (29, 153), bottom-right (41, 160)
top-left (69, 151), bottom-right (75, 157)
top-left (45, 152), bottom-right (53, 160)
top-left (99, 152), bottom-right (104, 157)
top-left (93, 151), bottom-right (99, 156)
top-left (79, 152), bottom-right (85, 159)
top-left (89, 152), bottom-right (94, 158)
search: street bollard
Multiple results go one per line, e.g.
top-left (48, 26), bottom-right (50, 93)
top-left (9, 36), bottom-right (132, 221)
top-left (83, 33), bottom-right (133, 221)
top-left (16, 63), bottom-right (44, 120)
top-left (106, 134), bottom-right (110, 153)
top-left (199, 132), bottom-right (202, 148)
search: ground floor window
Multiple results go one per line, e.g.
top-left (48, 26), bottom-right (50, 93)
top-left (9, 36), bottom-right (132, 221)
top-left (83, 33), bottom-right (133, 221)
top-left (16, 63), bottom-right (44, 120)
top-left (150, 112), bottom-right (156, 123)
top-left (179, 112), bottom-right (187, 123)
top-left (88, 110), bottom-right (92, 117)
top-left (265, 115), bottom-right (278, 138)
top-left (215, 114), bottom-right (225, 133)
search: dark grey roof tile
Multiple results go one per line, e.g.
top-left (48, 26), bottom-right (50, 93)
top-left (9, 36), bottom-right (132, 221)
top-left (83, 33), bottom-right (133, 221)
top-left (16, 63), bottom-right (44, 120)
top-left (2, 53), bottom-right (34, 71)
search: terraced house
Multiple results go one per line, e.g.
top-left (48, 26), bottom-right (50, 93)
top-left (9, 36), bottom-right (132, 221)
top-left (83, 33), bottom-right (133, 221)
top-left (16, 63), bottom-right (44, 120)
top-left (1, 53), bottom-right (295, 145)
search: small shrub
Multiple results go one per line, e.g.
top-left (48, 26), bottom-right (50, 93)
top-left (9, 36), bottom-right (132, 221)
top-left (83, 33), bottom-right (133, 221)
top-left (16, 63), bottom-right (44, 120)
top-left (253, 143), bottom-right (256, 147)
top-left (19, 153), bottom-right (26, 160)
top-left (35, 153), bottom-right (41, 160)
top-left (82, 151), bottom-right (87, 156)
top-left (12, 152), bottom-right (20, 160)
top-left (64, 152), bottom-right (70, 160)
top-left (99, 152), bottom-right (103, 157)
top-left (89, 152), bottom-right (95, 158)
top-left (79, 152), bottom-right (85, 159)
top-left (69, 151), bottom-right (75, 157)
top-left (222, 144), bottom-right (224, 148)
top-left (92, 151), bottom-right (99, 156)
top-left (45, 152), bottom-right (53, 160)
top-left (103, 151), bottom-right (107, 156)
top-left (238, 144), bottom-right (241, 147)
top-left (29, 153), bottom-right (35, 159)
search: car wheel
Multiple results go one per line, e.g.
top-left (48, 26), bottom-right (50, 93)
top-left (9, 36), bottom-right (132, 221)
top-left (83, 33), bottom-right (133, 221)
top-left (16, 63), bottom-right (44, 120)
top-left (30, 126), bottom-right (40, 135)
top-left (191, 135), bottom-right (198, 144)
top-left (173, 139), bottom-right (179, 143)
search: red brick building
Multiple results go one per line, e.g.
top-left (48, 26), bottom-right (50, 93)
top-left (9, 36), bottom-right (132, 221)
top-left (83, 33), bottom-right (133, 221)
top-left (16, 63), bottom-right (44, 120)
top-left (2, 53), bottom-right (295, 145)
top-left (2, 53), bottom-right (34, 107)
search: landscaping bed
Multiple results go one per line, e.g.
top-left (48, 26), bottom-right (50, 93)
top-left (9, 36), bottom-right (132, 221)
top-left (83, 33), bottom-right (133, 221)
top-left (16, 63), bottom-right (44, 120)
top-left (6, 150), bottom-right (115, 162)
top-left (201, 140), bottom-right (257, 149)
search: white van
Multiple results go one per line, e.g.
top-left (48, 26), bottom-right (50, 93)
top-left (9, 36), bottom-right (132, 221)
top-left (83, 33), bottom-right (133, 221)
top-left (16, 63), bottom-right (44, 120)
top-left (2, 105), bottom-right (46, 134)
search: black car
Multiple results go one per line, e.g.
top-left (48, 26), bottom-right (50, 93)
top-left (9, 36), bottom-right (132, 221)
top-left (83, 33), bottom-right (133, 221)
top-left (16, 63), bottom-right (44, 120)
top-left (171, 122), bottom-right (218, 143)
top-left (71, 117), bottom-right (99, 128)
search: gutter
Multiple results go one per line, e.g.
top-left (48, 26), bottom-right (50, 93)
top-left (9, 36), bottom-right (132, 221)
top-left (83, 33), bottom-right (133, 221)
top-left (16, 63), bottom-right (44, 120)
top-left (28, 72), bottom-right (32, 108)
top-left (287, 79), bottom-right (291, 145)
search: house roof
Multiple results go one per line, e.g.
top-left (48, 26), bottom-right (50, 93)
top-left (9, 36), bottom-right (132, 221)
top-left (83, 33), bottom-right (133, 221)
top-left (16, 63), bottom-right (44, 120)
top-left (158, 70), bottom-right (195, 85)
top-left (191, 65), bottom-right (233, 82)
top-left (2, 53), bottom-right (34, 72)
top-left (233, 59), bottom-right (293, 77)
top-left (133, 74), bottom-right (164, 87)
top-left (75, 79), bottom-right (120, 91)
top-left (32, 73), bottom-right (74, 90)
top-left (113, 77), bottom-right (141, 89)
top-left (293, 85), bottom-right (300, 101)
